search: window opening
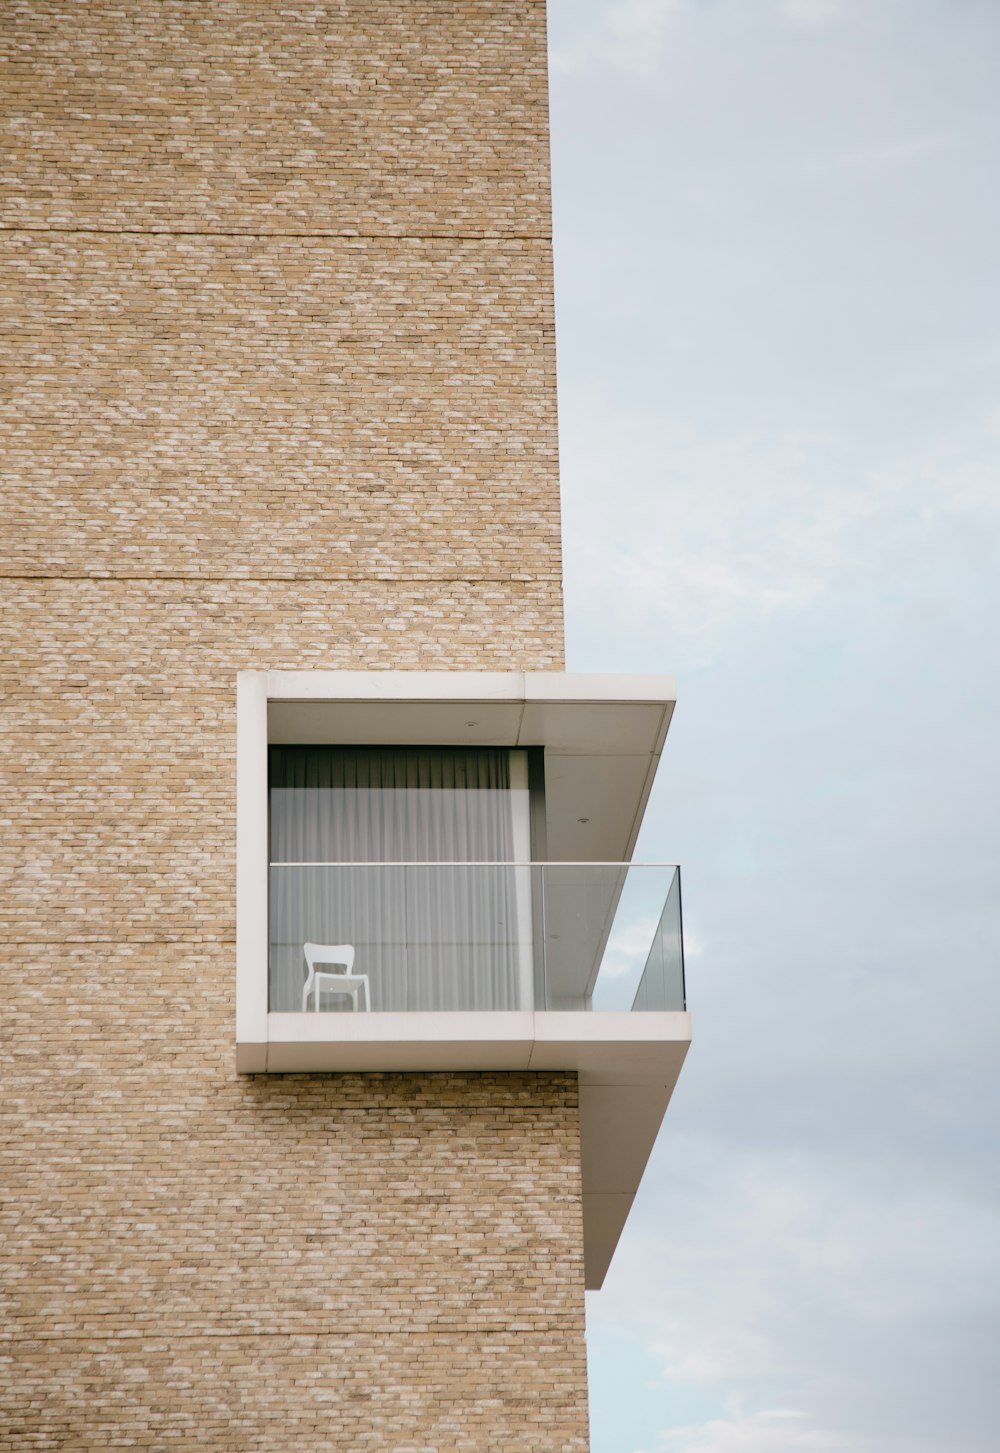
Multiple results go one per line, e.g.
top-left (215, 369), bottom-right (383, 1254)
top-left (268, 747), bottom-right (533, 1012)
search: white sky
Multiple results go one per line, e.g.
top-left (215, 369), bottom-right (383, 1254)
top-left (547, 2), bottom-right (1000, 1450)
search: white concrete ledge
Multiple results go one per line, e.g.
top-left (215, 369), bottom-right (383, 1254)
top-left (263, 1011), bottom-right (536, 1072)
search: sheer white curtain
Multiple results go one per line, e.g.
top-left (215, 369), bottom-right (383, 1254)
top-left (268, 747), bottom-right (527, 1012)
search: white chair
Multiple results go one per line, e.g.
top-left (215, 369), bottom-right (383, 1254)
top-left (302, 942), bottom-right (370, 1012)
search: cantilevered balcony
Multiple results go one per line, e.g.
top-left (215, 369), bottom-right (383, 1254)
top-left (235, 669), bottom-right (692, 1285)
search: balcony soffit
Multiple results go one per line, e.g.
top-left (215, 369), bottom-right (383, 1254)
top-left (264, 671), bottom-right (677, 865)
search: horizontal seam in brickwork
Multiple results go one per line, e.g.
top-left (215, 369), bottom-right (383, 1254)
top-left (2, 1103), bottom-right (579, 1109)
top-left (0, 225), bottom-right (553, 242)
top-left (1, 1089), bottom-right (578, 1109)
top-left (237, 1099), bottom-right (580, 1107)
top-left (1, 1329), bottom-right (586, 1346)
top-left (0, 574), bottom-right (562, 582)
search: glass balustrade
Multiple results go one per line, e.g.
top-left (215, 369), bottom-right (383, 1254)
top-left (268, 863), bottom-right (684, 1015)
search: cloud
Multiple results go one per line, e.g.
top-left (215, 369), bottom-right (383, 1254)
top-left (779, 0), bottom-right (845, 28)
top-left (655, 1408), bottom-right (882, 1453)
top-left (561, 408), bottom-right (878, 649)
top-left (549, 0), bottom-right (681, 78)
top-left (839, 134), bottom-right (956, 171)
top-left (550, 0), bottom-right (851, 78)
top-left (590, 1136), bottom-right (1000, 1451)
top-left (602, 913), bottom-right (661, 980)
top-left (559, 388), bottom-right (1000, 668)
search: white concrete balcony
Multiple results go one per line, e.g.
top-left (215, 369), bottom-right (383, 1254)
top-left (235, 670), bottom-right (692, 1285)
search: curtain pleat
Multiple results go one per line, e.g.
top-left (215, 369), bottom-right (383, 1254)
top-left (268, 747), bottom-right (522, 1012)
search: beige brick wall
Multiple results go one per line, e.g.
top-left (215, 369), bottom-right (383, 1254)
top-left (1, 0), bottom-right (554, 237)
top-left (1, 2), bottom-right (584, 1448)
top-left (0, 233), bottom-right (561, 587)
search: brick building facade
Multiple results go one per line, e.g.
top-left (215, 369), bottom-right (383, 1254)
top-left (2, 3), bottom-right (589, 1447)
top-left (3, 5), bottom-right (693, 1449)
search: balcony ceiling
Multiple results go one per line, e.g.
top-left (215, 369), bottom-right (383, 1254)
top-left (265, 671), bottom-right (677, 864)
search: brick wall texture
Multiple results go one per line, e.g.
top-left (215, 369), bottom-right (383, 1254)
top-left (1, 2), bottom-right (584, 1449)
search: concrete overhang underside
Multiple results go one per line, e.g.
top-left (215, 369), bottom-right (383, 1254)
top-left (264, 669), bottom-right (677, 863)
top-left (238, 1010), bottom-right (691, 1290)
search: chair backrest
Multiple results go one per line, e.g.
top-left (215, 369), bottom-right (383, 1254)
top-left (303, 942), bottom-right (356, 976)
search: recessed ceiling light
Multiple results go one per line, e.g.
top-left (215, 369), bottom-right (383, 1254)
top-left (577, 816), bottom-right (590, 824)
top-left (464, 720), bottom-right (478, 727)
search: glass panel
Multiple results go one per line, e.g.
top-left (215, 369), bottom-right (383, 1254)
top-left (270, 864), bottom-right (534, 1011)
top-left (628, 867), bottom-right (685, 1012)
top-left (542, 863), bottom-right (685, 1012)
top-left (270, 864), bottom-right (406, 1012)
top-left (268, 863), bottom-right (685, 1014)
top-left (536, 863), bottom-right (627, 1010)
